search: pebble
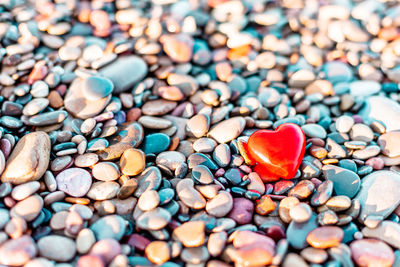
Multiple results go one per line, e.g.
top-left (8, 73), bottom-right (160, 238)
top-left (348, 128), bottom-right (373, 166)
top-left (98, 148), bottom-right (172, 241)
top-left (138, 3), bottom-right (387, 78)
top-left (186, 114), bottom-right (210, 138)
top-left (99, 55), bottom-right (148, 93)
top-left (378, 131), bottom-right (400, 157)
top-left (92, 162), bottom-right (120, 181)
top-left (279, 196), bottom-right (300, 223)
top-left (287, 214), bottom-right (318, 249)
top-left (206, 191), bottom-right (233, 217)
top-left (64, 77), bottom-right (111, 119)
top-left (350, 239), bottom-right (394, 267)
top-left (228, 198), bottom-right (254, 225)
top-left (137, 190), bottom-right (160, 211)
top-left (289, 203), bottom-right (312, 223)
top-left (335, 115), bottom-right (355, 133)
top-left (156, 151), bottom-right (185, 171)
top-left (38, 235), bottom-right (76, 262)
top-left (322, 165), bottom-right (361, 198)
top-left (145, 241), bottom-right (170, 265)
top-left (208, 117), bottom-right (246, 143)
top-left (10, 194), bottom-right (43, 222)
top-left (360, 96), bottom-right (400, 132)
top-left (306, 226), bottom-right (344, 249)
top-left (11, 181), bottom-right (40, 200)
top-left (177, 178), bottom-right (206, 209)
top-left (141, 133), bottom-right (170, 154)
top-left (173, 221), bottom-right (205, 247)
top-left (56, 168), bottom-right (92, 197)
top-left (192, 165), bottom-right (214, 184)
top-left (355, 171), bottom-right (400, 223)
top-left (136, 208), bottom-right (171, 231)
top-left (134, 166), bottom-right (162, 197)
top-left (300, 247), bottom-right (328, 264)
top-left (87, 181), bottom-right (120, 200)
top-left (1, 132), bottom-right (50, 184)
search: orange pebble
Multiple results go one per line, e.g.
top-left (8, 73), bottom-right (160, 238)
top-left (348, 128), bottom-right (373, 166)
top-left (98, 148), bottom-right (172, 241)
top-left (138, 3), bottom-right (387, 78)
top-left (227, 45), bottom-right (251, 60)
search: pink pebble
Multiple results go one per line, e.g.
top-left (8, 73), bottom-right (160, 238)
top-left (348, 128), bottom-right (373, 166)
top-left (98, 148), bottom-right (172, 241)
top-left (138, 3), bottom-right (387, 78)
top-left (0, 139), bottom-right (12, 160)
top-left (353, 115), bottom-right (363, 123)
top-left (215, 168), bottom-right (226, 177)
top-left (365, 157), bottom-right (385, 170)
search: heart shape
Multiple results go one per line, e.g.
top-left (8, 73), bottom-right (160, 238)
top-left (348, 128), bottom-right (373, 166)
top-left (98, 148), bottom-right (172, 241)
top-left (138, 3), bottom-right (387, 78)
top-left (241, 123), bottom-right (306, 182)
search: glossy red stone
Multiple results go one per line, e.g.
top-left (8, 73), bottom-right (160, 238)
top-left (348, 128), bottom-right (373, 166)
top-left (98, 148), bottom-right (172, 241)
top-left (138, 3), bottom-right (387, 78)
top-left (242, 123), bottom-right (306, 182)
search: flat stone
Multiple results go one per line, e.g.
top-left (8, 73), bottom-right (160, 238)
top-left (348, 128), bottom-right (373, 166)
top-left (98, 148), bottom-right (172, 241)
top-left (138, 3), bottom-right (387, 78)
top-left (38, 235), bottom-right (76, 262)
top-left (360, 96), bottom-right (400, 132)
top-left (1, 131), bottom-right (50, 185)
top-left (289, 203), bottom-right (312, 223)
top-left (335, 115), bottom-right (354, 133)
top-left (355, 171), bottom-right (400, 223)
top-left (213, 144), bottom-right (231, 167)
top-left (92, 162), bottom-right (120, 181)
top-left (173, 221), bottom-right (205, 247)
top-left (138, 116), bottom-right (172, 129)
top-left (142, 99), bottom-right (177, 116)
top-left (302, 124), bottom-right (327, 139)
top-left (90, 239), bottom-right (121, 264)
top-left (161, 34), bottom-right (194, 63)
top-left (378, 131), bottom-right (400, 157)
top-left (228, 198), bottom-right (253, 225)
top-left (64, 77), bottom-right (111, 119)
top-left (192, 165), bottom-right (214, 184)
top-left (145, 241), bottom-right (170, 265)
top-left (186, 114), bottom-right (210, 138)
top-left (56, 168), bottom-right (92, 197)
top-left (136, 208), bottom-right (171, 230)
top-left (306, 226), bottom-right (344, 249)
top-left (322, 165), bottom-right (361, 198)
top-left (120, 148), bottom-right (145, 176)
top-left (90, 215), bottom-right (126, 240)
top-left (177, 178), bottom-right (206, 209)
top-left (11, 181), bottom-right (40, 200)
top-left (138, 190), bottom-right (160, 211)
top-left (206, 191), bottom-right (233, 217)
top-left (350, 238), bottom-right (394, 267)
top-left (208, 117), bottom-right (246, 143)
top-left (141, 133), bottom-right (170, 154)
top-left (22, 98), bottom-right (49, 116)
top-left (76, 228), bottom-right (96, 254)
top-left (10, 194), bottom-right (43, 222)
top-left (350, 80), bottom-right (381, 97)
top-left (87, 181), bottom-right (120, 200)
top-left (99, 55), bottom-right (148, 93)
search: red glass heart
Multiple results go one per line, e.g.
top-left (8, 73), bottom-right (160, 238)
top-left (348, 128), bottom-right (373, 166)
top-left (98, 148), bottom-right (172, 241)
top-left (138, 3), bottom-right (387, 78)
top-left (242, 123), bottom-right (306, 182)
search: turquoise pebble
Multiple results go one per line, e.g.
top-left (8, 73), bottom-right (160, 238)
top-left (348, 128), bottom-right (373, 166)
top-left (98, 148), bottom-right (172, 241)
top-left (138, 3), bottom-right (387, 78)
top-left (128, 256), bottom-right (153, 266)
top-left (287, 213), bottom-right (318, 249)
top-left (142, 133), bottom-right (170, 154)
top-left (158, 188), bottom-right (174, 205)
top-left (338, 159), bottom-right (357, 173)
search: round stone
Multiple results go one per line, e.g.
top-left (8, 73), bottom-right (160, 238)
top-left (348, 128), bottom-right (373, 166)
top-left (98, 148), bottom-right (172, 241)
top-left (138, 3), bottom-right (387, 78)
top-left (300, 247), bottom-right (328, 264)
top-left (172, 221), bottom-right (205, 247)
top-left (138, 190), bottom-right (160, 211)
top-left (336, 115), bottom-right (355, 133)
top-left (37, 235), bottom-right (76, 262)
top-left (306, 226), bottom-right (344, 249)
top-left (192, 165), bottom-right (214, 185)
top-left (289, 203), bottom-right (312, 223)
top-left (92, 162), bottom-right (120, 181)
top-left (120, 148), bottom-right (145, 176)
top-left (87, 181), bottom-right (120, 200)
top-left (228, 198), bottom-right (254, 225)
top-left (186, 114), bottom-right (210, 138)
top-left (11, 181), bottom-right (40, 201)
top-left (90, 239), bottom-right (121, 264)
top-left (206, 191), bottom-right (233, 217)
top-left (56, 168), bottom-right (92, 198)
top-left (208, 117), bottom-right (246, 144)
top-left (82, 76), bottom-right (114, 101)
top-left (145, 241), bottom-right (170, 265)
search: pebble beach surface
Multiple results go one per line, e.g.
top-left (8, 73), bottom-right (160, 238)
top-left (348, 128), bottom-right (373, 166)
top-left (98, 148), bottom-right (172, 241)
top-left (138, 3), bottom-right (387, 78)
top-left (0, 0), bottom-right (400, 266)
